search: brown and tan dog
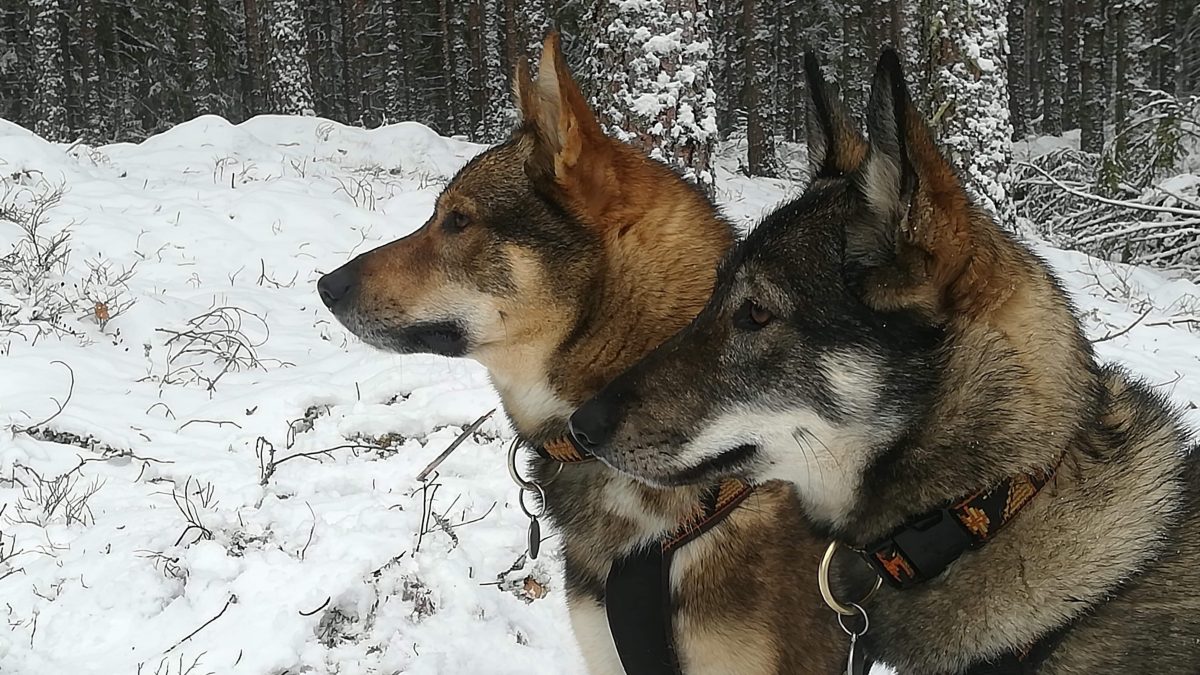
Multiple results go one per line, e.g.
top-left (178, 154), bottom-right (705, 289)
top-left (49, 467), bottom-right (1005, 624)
top-left (317, 34), bottom-right (841, 675)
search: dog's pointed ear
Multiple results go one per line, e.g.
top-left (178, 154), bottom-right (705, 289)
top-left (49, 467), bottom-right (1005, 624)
top-left (532, 32), bottom-right (605, 163)
top-left (853, 50), bottom-right (981, 316)
top-left (519, 31), bottom-right (611, 201)
top-left (860, 49), bottom-right (918, 227)
top-left (804, 52), bottom-right (866, 178)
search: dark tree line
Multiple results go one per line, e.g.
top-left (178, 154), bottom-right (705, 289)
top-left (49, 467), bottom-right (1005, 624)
top-left (1, 0), bottom-right (1196, 186)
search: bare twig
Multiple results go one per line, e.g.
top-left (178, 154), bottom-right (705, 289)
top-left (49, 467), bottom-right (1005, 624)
top-left (162, 595), bottom-right (236, 655)
top-left (13, 361), bottom-right (74, 434)
top-left (1092, 306), bottom-right (1154, 343)
top-left (415, 408), bottom-right (496, 481)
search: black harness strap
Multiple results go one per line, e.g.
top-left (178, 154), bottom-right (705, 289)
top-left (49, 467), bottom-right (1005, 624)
top-left (606, 545), bottom-right (679, 674)
top-left (604, 480), bottom-right (754, 675)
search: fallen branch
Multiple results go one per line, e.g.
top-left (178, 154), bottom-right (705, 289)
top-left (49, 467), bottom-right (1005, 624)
top-left (162, 595), bottom-right (236, 655)
top-left (415, 408), bottom-right (496, 482)
top-left (1092, 306), bottom-right (1154, 343)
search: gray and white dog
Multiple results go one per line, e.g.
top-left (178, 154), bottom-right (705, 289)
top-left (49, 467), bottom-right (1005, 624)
top-left (570, 50), bottom-right (1199, 674)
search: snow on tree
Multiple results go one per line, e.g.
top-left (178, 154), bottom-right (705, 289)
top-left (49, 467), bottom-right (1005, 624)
top-left (30, 0), bottom-right (68, 141)
top-left (266, 0), bottom-right (315, 116)
top-left (921, 0), bottom-right (1013, 221)
top-left (589, 0), bottom-right (718, 192)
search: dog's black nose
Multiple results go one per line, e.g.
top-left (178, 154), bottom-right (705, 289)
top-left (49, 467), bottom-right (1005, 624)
top-left (317, 262), bottom-right (359, 309)
top-left (569, 397), bottom-right (617, 452)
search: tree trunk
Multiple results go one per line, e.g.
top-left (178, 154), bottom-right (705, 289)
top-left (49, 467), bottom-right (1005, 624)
top-left (242, 0), bottom-right (265, 113)
top-left (1042, 0), bottom-right (1064, 134)
top-left (925, 0), bottom-right (1012, 220)
top-left (188, 0), bottom-right (216, 116)
top-left (1062, 0), bottom-right (1080, 128)
top-left (266, 0), bottom-right (315, 115)
top-left (744, 0), bottom-right (778, 176)
top-left (1078, 0), bottom-right (1105, 152)
top-left (78, 0), bottom-right (104, 139)
top-left (31, 0), bottom-right (68, 141)
top-left (1008, 0), bottom-right (1029, 139)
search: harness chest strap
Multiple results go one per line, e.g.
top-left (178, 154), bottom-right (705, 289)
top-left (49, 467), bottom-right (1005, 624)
top-left (533, 437), bottom-right (754, 675)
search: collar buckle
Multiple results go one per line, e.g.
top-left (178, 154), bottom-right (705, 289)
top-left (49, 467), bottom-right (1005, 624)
top-left (863, 507), bottom-right (973, 588)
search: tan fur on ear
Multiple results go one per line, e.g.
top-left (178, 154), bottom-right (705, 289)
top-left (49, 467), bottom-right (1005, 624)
top-left (523, 32), bottom-right (614, 218)
top-left (887, 99), bottom-right (1018, 320)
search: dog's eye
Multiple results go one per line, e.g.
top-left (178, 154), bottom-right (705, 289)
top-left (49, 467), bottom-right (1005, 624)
top-left (443, 211), bottom-right (470, 233)
top-left (733, 300), bottom-right (774, 331)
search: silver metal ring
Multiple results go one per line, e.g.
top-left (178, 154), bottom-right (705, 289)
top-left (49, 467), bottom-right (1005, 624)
top-left (837, 602), bottom-right (869, 636)
top-left (506, 437), bottom-right (564, 487)
top-left (518, 482), bottom-right (546, 519)
top-left (507, 437), bottom-right (537, 490)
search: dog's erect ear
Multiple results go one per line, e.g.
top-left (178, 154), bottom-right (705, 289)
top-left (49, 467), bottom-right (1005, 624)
top-left (859, 49), bottom-right (918, 229)
top-left (804, 52), bottom-right (867, 178)
top-left (852, 50), bottom-right (981, 316)
top-left (530, 33), bottom-right (606, 169)
top-left (517, 32), bottom-right (613, 206)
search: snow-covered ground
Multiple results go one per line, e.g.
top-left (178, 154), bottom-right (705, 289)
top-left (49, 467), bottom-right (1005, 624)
top-left (0, 116), bottom-right (1197, 675)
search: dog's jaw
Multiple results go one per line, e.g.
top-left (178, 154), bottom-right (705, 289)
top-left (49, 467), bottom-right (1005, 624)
top-left (673, 405), bottom-right (871, 528)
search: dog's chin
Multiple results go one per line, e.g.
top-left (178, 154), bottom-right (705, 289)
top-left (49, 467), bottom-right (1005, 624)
top-left (337, 313), bottom-right (472, 358)
top-left (599, 443), bottom-right (761, 488)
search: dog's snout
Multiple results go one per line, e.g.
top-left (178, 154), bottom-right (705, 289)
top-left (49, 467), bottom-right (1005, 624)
top-left (318, 261), bottom-right (360, 310)
top-left (569, 397), bottom-right (618, 452)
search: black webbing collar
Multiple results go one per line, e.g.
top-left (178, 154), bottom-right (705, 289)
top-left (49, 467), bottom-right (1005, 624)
top-left (859, 456), bottom-right (1063, 588)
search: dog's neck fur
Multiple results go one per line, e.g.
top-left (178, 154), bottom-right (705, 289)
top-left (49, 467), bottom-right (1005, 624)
top-left (830, 211), bottom-right (1105, 545)
top-left (493, 144), bottom-right (734, 440)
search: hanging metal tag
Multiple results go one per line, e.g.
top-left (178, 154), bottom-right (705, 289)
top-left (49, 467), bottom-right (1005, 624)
top-left (838, 603), bottom-right (870, 675)
top-left (527, 515), bottom-right (542, 560)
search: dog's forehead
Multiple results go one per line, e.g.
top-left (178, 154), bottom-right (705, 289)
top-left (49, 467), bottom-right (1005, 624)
top-left (439, 140), bottom-right (530, 208)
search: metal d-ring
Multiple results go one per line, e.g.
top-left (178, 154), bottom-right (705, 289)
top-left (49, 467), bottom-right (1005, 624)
top-left (507, 437), bottom-right (563, 490)
top-left (819, 540), bottom-right (883, 616)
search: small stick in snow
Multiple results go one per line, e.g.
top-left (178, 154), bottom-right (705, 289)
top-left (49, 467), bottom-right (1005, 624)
top-left (13, 360), bottom-right (74, 434)
top-left (1092, 306), bottom-right (1154, 343)
top-left (162, 594), bottom-right (236, 655)
top-left (415, 408), bottom-right (496, 482)
top-left (298, 596), bottom-right (331, 617)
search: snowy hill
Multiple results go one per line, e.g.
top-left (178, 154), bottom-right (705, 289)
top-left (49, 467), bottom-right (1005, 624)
top-left (1, 116), bottom-right (1198, 675)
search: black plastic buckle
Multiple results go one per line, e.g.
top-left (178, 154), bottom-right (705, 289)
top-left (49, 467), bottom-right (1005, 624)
top-left (865, 508), bottom-right (974, 588)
